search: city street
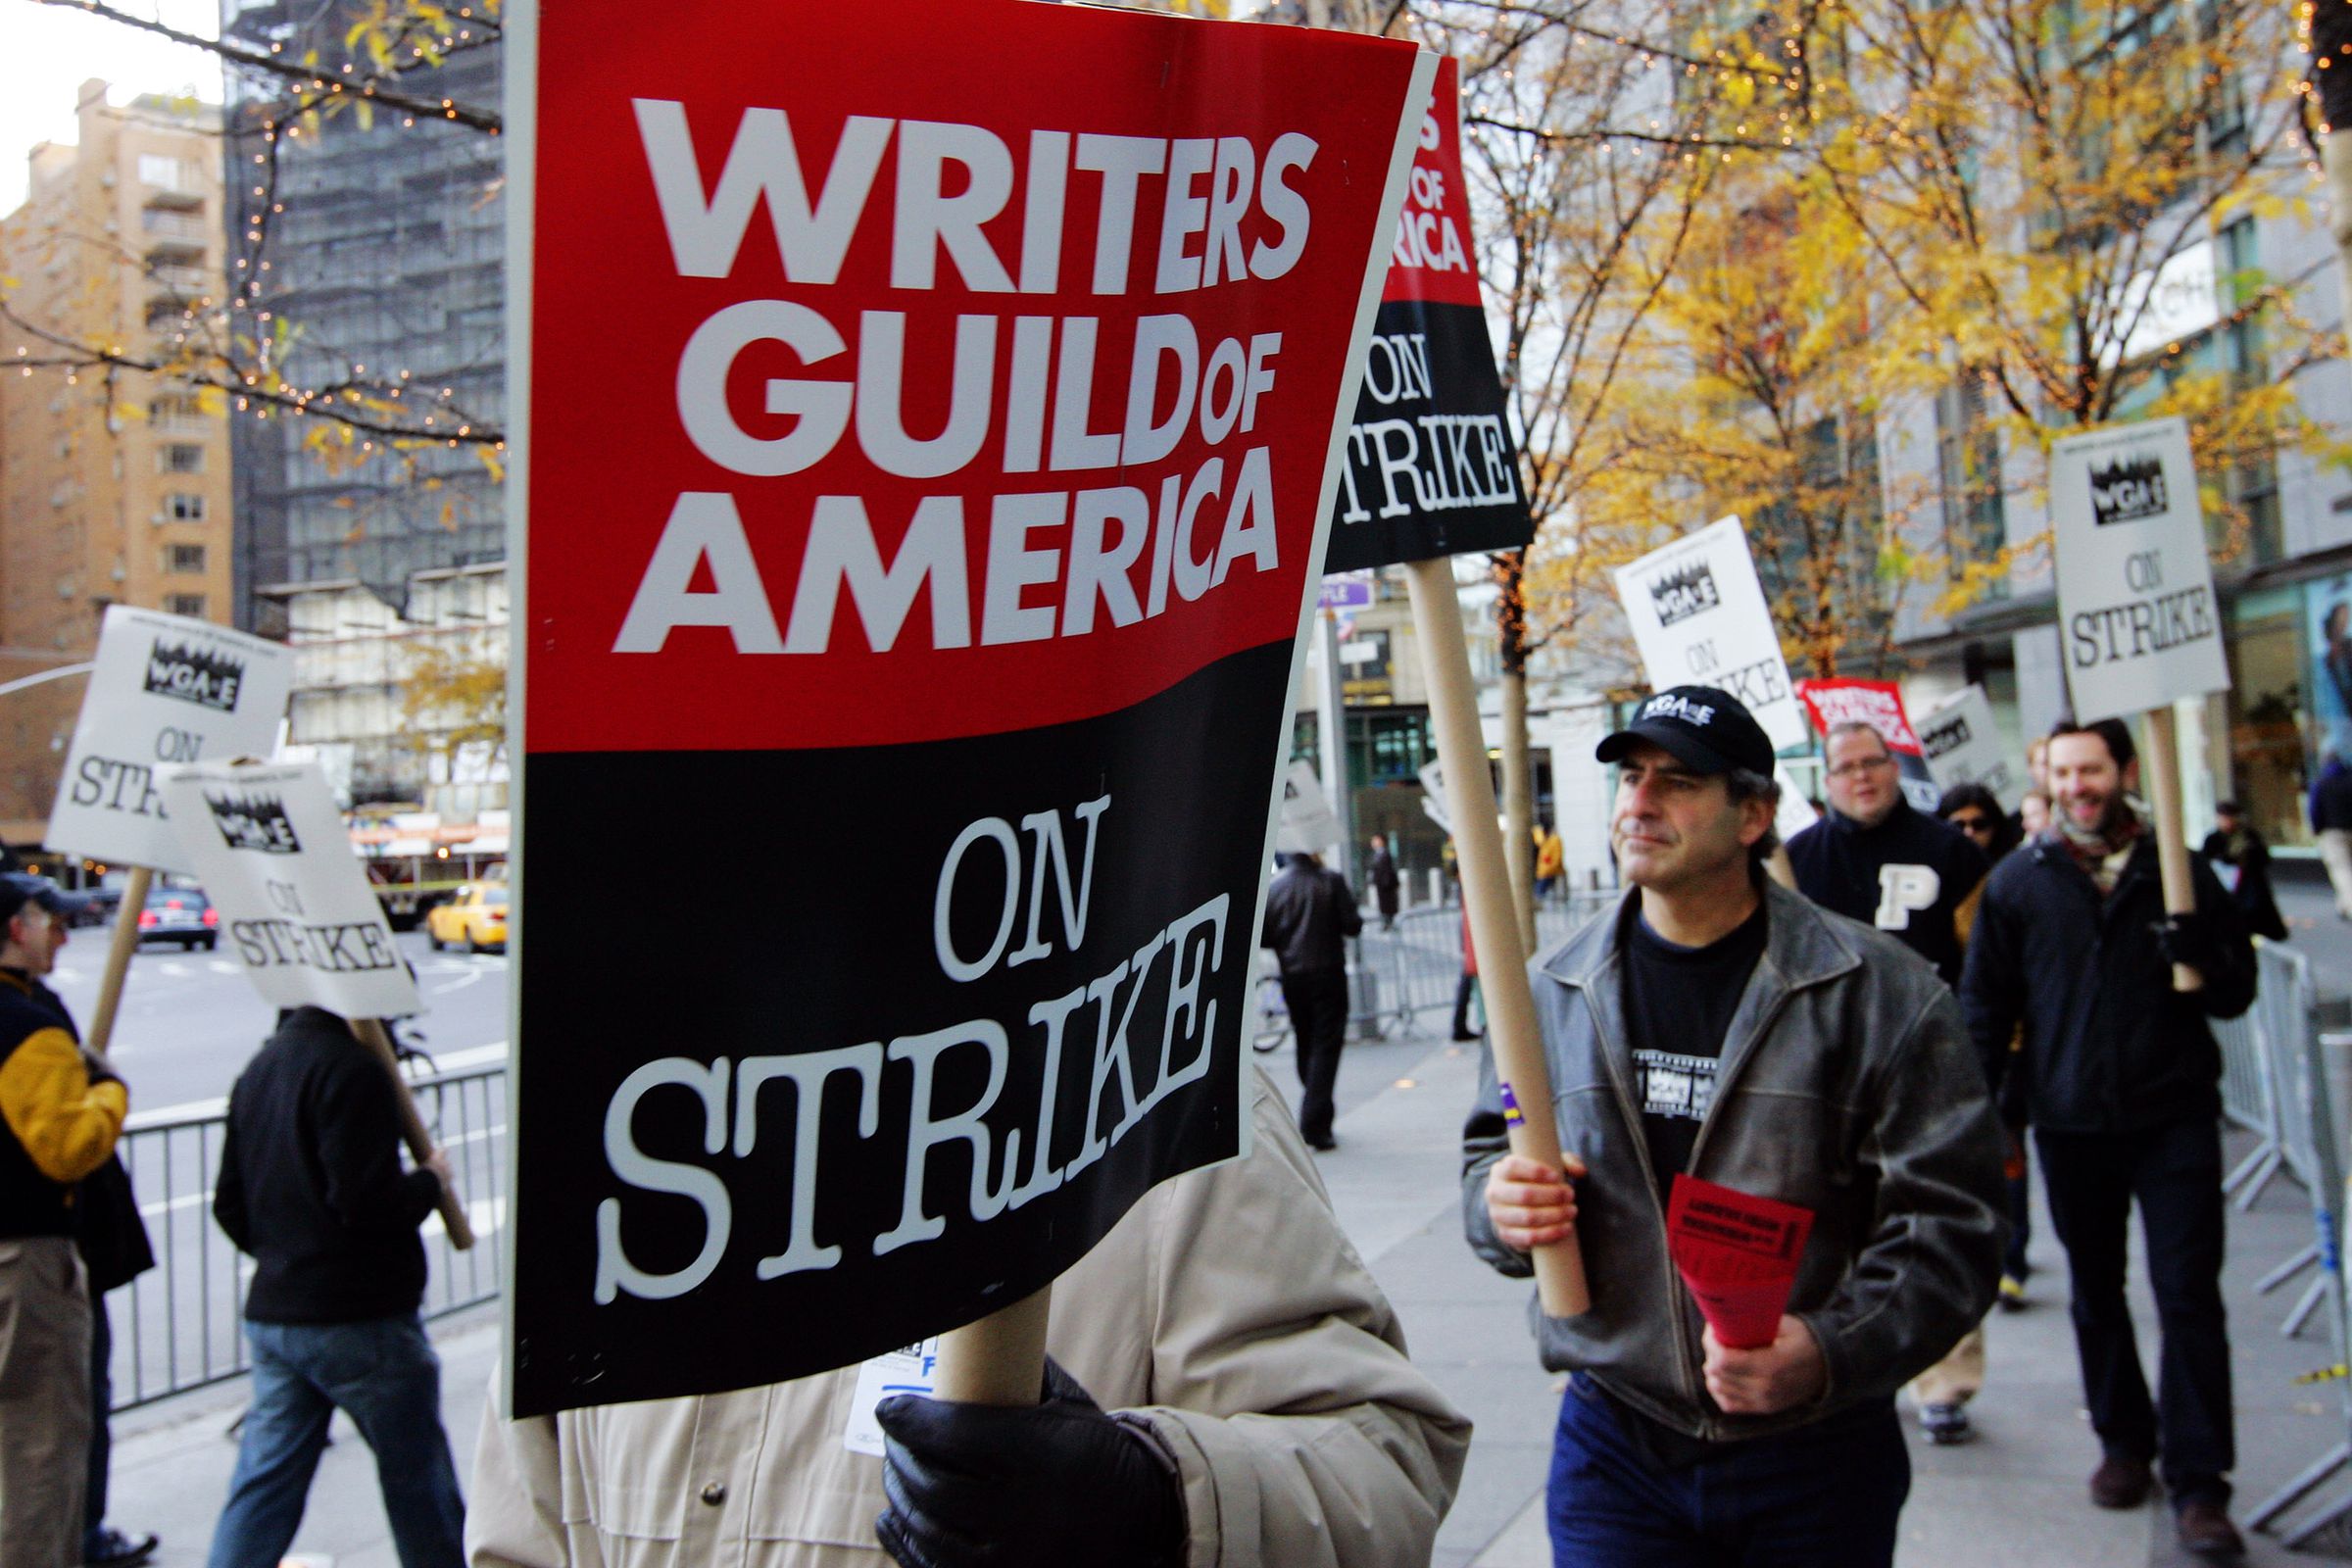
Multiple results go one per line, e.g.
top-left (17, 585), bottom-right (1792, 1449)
top-left (52, 926), bottom-right (510, 1115)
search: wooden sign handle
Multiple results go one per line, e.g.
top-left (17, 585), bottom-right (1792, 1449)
top-left (81, 866), bottom-right (153, 1060)
top-left (351, 1017), bottom-right (476, 1249)
top-left (2138, 707), bottom-right (2203, 994)
top-left (932, 1284), bottom-right (1053, 1405)
top-left (1404, 558), bottom-right (1592, 1317)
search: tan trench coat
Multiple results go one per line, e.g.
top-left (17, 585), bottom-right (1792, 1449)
top-left (467, 1071), bottom-right (1471, 1568)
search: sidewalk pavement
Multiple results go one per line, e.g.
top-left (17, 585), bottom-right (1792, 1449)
top-left (108, 870), bottom-right (2352, 1566)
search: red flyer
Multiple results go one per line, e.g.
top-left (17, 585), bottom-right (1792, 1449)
top-left (1665, 1175), bottom-right (1815, 1350)
top-left (506, 0), bottom-right (1431, 1416)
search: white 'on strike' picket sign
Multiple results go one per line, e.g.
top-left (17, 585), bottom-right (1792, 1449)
top-left (1277, 760), bottom-right (1344, 855)
top-left (47, 607), bottom-right (295, 874)
top-left (1611, 517), bottom-right (1808, 752)
top-left (1917, 686), bottom-right (2021, 808)
top-left (2050, 415), bottom-right (2230, 993)
top-left (2049, 416), bottom-right (2230, 724)
top-left (157, 760), bottom-right (421, 1020)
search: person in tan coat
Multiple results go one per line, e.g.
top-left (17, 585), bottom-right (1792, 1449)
top-left (466, 1068), bottom-right (1470, 1568)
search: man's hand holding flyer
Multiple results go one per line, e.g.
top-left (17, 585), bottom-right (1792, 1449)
top-left (1665, 1176), bottom-right (1815, 1350)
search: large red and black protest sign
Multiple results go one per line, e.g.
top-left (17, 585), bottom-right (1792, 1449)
top-left (1794, 677), bottom-right (1941, 813)
top-left (1324, 57), bottom-right (1530, 571)
top-left (507, 0), bottom-right (1431, 1415)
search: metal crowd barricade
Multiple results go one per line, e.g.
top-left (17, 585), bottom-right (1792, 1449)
top-left (108, 1059), bottom-right (507, 1413)
top-left (2245, 944), bottom-right (2352, 1548)
top-left (1340, 887), bottom-right (1619, 1042)
top-left (2243, 944), bottom-right (2335, 1340)
top-left (2215, 998), bottom-right (2286, 1209)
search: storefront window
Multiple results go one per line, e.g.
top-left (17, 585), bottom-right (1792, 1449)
top-left (2223, 585), bottom-right (2306, 847)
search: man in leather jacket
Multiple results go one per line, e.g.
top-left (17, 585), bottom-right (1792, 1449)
top-left (1463, 686), bottom-right (2006, 1568)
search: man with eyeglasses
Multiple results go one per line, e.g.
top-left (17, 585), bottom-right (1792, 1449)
top-left (1786, 723), bottom-right (1989, 990)
top-left (1785, 721), bottom-right (1991, 1446)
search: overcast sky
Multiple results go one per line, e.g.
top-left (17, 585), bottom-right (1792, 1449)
top-left (2, 0), bottom-right (223, 213)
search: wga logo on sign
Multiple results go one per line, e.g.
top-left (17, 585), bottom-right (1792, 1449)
top-left (145, 640), bottom-right (244, 711)
top-left (2088, 453), bottom-right (2169, 527)
top-left (1648, 562), bottom-right (1721, 627)
top-left (204, 791), bottom-right (301, 855)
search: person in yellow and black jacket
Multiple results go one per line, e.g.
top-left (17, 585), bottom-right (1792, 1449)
top-left (0, 872), bottom-right (126, 1568)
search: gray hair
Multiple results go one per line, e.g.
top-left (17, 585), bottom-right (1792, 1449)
top-left (1724, 766), bottom-right (1784, 864)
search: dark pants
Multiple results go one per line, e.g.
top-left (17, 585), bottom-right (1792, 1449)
top-left (1547, 1375), bottom-right (1910, 1567)
top-left (1280, 967), bottom-right (1348, 1145)
top-left (1451, 973), bottom-right (1479, 1039)
top-left (86, 1294), bottom-right (112, 1543)
top-left (2037, 1117), bottom-right (2234, 1506)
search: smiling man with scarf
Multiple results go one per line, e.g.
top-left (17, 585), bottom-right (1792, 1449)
top-left (1960, 716), bottom-right (2254, 1559)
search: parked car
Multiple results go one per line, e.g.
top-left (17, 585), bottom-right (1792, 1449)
top-left (69, 884), bottom-right (122, 929)
top-left (138, 888), bottom-right (219, 951)
top-left (425, 883), bottom-right (508, 954)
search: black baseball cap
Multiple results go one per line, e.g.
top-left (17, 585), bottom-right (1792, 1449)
top-left (0, 873), bottom-right (90, 925)
top-left (1596, 685), bottom-right (1777, 777)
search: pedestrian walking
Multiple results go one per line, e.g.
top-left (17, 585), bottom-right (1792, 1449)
top-left (1786, 720), bottom-right (1990, 988)
top-left (2202, 801), bottom-right (2287, 943)
top-left (1449, 907), bottom-right (1480, 1043)
top-left (2019, 787), bottom-right (2051, 839)
top-left (1783, 721), bottom-right (1993, 1446)
top-left (0, 872), bottom-right (124, 1568)
top-left (1366, 833), bottom-right (1401, 931)
top-left (1937, 783), bottom-right (2034, 1316)
top-left (1534, 821), bottom-right (1563, 905)
top-left (1465, 686), bottom-right (2007, 1568)
top-left (469, 1069), bottom-right (1471, 1568)
top-left (2314, 756), bottom-right (2352, 920)
top-left (1259, 852), bottom-right (1360, 1152)
top-left (206, 1005), bottom-right (466, 1568)
top-left (1960, 717), bottom-right (2255, 1559)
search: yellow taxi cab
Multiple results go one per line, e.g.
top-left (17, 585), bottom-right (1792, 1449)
top-left (425, 883), bottom-right (509, 953)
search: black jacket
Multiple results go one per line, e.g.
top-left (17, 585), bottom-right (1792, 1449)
top-left (6, 974), bottom-right (157, 1292)
top-left (1785, 799), bottom-right (1989, 988)
top-left (1959, 832), bottom-right (2254, 1135)
top-left (1260, 861), bottom-right (1361, 976)
top-left (215, 1005), bottom-right (441, 1323)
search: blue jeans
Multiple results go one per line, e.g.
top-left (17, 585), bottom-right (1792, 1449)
top-left (206, 1315), bottom-right (464, 1568)
top-left (1547, 1374), bottom-right (1910, 1567)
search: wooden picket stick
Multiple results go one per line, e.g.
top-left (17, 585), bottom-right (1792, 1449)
top-left (933, 1284), bottom-right (1054, 1405)
top-left (2139, 707), bottom-right (2204, 995)
top-left (1404, 558), bottom-right (1592, 1316)
top-left (81, 865), bottom-right (153, 1060)
top-left (350, 1016), bottom-right (476, 1249)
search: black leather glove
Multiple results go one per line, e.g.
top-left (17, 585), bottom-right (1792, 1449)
top-left (874, 1357), bottom-right (1185, 1568)
top-left (2153, 911), bottom-right (2219, 973)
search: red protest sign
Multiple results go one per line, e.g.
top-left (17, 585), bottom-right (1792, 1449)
top-left (1792, 678), bottom-right (1925, 756)
top-left (1665, 1175), bottom-right (1814, 1350)
top-left (507, 0), bottom-right (1430, 1416)
top-left (1325, 56), bottom-right (1530, 570)
top-left (1794, 677), bottom-right (1943, 812)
